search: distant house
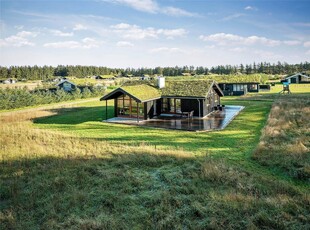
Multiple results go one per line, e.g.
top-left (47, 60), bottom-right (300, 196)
top-left (218, 82), bottom-right (259, 96)
top-left (3, 78), bottom-right (17, 84)
top-left (100, 78), bottom-right (224, 121)
top-left (56, 80), bottom-right (76, 92)
top-left (284, 73), bottom-right (310, 84)
top-left (91, 75), bottom-right (104, 80)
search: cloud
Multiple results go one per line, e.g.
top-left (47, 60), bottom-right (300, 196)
top-left (306, 50), bottom-right (310, 55)
top-left (116, 41), bottom-right (134, 47)
top-left (199, 33), bottom-right (301, 47)
top-left (161, 7), bottom-right (199, 17)
top-left (0, 31), bottom-right (38, 47)
top-left (50, 29), bottom-right (74, 37)
top-left (111, 23), bottom-right (187, 40)
top-left (283, 40), bottom-right (302, 46)
top-left (103, 0), bottom-right (198, 17)
top-left (292, 22), bottom-right (310, 27)
top-left (73, 24), bottom-right (88, 31)
top-left (104, 0), bottom-right (158, 13)
top-left (149, 47), bottom-right (183, 53)
top-left (244, 6), bottom-right (257, 11)
top-left (304, 41), bottom-right (310, 47)
top-left (221, 13), bottom-right (245, 21)
top-left (14, 25), bottom-right (24, 30)
top-left (44, 37), bottom-right (102, 49)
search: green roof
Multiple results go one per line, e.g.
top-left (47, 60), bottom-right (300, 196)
top-left (161, 80), bottom-right (214, 98)
top-left (121, 84), bottom-right (161, 102)
top-left (100, 84), bottom-right (161, 102)
top-left (206, 75), bottom-right (261, 83)
top-left (101, 79), bottom-right (223, 101)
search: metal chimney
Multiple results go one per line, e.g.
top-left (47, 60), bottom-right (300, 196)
top-left (158, 76), bottom-right (165, 88)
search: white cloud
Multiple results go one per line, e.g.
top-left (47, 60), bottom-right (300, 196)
top-left (44, 38), bottom-right (102, 49)
top-left (104, 0), bottom-right (198, 17)
top-left (199, 33), bottom-right (301, 47)
top-left (292, 22), bottom-right (310, 27)
top-left (14, 25), bottom-right (24, 30)
top-left (111, 23), bottom-right (187, 40)
top-left (229, 47), bottom-right (247, 52)
top-left (104, 0), bottom-right (158, 13)
top-left (73, 24), bottom-right (88, 31)
top-left (283, 40), bottom-right (302, 46)
top-left (161, 7), bottom-right (199, 17)
top-left (110, 23), bottom-right (133, 29)
top-left (116, 41), bottom-right (134, 47)
top-left (244, 6), bottom-right (257, 11)
top-left (304, 41), bottom-right (310, 47)
top-left (0, 30), bottom-right (38, 47)
top-left (149, 47), bottom-right (182, 53)
top-left (50, 29), bottom-right (74, 37)
top-left (306, 50), bottom-right (310, 55)
top-left (221, 13), bottom-right (245, 21)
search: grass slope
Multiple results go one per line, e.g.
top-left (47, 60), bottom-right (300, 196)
top-left (0, 94), bottom-right (309, 229)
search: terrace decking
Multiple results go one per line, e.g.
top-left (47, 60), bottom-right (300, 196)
top-left (105, 105), bottom-right (244, 131)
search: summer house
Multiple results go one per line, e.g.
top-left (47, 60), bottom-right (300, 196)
top-left (100, 78), bottom-right (224, 121)
top-left (284, 73), bottom-right (310, 84)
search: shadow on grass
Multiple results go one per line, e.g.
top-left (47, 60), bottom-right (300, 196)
top-left (33, 106), bottom-right (114, 125)
top-left (1, 153), bottom-right (307, 230)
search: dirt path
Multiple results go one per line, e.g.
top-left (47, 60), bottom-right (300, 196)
top-left (0, 97), bottom-right (101, 116)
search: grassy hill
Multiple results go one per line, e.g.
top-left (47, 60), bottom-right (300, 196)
top-left (0, 86), bottom-right (309, 229)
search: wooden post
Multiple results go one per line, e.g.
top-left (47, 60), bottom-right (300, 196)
top-left (137, 102), bottom-right (139, 123)
top-left (105, 100), bottom-right (108, 120)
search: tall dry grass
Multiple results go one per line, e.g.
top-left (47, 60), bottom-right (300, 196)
top-left (0, 109), bottom-right (191, 162)
top-left (1, 101), bottom-right (309, 229)
top-left (253, 95), bottom-right (310, 180)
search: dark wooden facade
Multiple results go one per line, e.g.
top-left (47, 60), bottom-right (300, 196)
top-left (218, 83), bottom-right (259, 96)
top-left (107, 88), bottom-right (221, 120)
top-left (101, 80), bottom-right (224, 121)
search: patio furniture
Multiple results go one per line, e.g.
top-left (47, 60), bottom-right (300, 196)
top-left (182, 110), bottom-right (194, 119)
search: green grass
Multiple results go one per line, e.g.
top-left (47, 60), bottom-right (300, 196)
top-left (34, 97), bottom-right (271, 157)
top-left (1, 91), bottom-right (310, 229)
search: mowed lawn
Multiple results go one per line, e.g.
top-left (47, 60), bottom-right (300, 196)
top-left (1, 85), bottom-right (309, 229)
top-left (34, 97), bottom-right (271, 159)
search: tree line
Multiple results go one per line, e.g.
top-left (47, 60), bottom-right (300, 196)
top-left (0, 62), bottom-right (309, 80)
top-left (0, 86), bottom-right (105, 110)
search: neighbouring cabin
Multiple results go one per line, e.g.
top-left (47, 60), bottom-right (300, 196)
top-left (218, 82), bottom-right (259, 96)
top-left (284, 73), bottom-right (310, 84)
top-left (2, 78), bottom-right (17, 84)
top-left (56, 80), bottom-right (76, 92)
top-left (100, 79), bottom-right (224, 121)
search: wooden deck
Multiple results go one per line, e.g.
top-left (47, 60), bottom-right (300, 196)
top-left (105, 106), bottom-right (244, 132)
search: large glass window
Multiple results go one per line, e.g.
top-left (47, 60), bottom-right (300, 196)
top-left (117, 94), bottom-right (143, 118)
top-left (233, 84), bottom-right (245, 91)
top-left (162, 98), bottom-right (182, 113)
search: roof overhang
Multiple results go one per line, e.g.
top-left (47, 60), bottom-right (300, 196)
top-left (209, 81), bottom-right (224, 97)
top-left (285, 73), bottom-right (310, 79)
top-left (218, 82), bottom-right (260, 84)
top-left (161, 96), bottom-right (206, 99)
top-left (100, 88), bottom-right (161, 103)
top-left (56, 80), bottom-right (76, 86)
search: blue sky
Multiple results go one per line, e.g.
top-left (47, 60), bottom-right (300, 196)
top-left (0, 0), bottom-right (309, 67)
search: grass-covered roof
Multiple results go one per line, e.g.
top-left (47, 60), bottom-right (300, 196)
top-left (100, 83), bottom-right (161, 102)
top-left (101, 79), bottom-right (222, 101)
top-left (120, 84), bottom-right (161, 102)
top-left (208, 75), bottom-right (261, 83)
top-left (161, 80), bottom-right (214, 98)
